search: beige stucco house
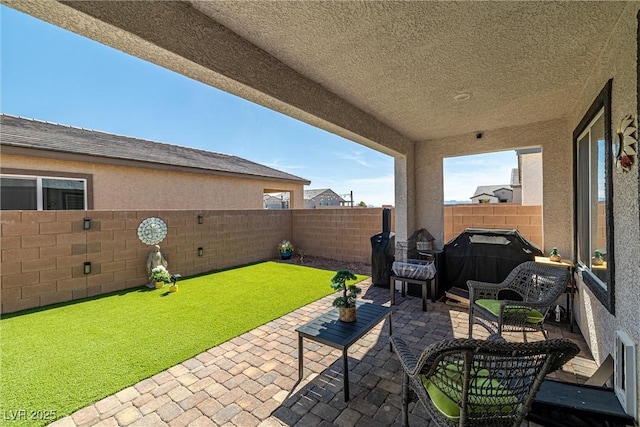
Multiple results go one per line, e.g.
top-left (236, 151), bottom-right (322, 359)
top-left (0, 115), bottom-right (309, 210)
top-left (470, 149), bottom-right (542, 204)
top-left (304, 188), bottom-right (346, 208)
top-left (2, 1), bottom-right (640, 420)
top-left (470, 185), bottom-right (513, 204)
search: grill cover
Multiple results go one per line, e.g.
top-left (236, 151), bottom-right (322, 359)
top-left (443, 228), bottom-right (543, 289)
top-left (371, 232), bottom-right (395, 287)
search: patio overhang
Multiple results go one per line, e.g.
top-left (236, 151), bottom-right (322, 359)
top-left (4, 1), bottom-right (629, 243)
top-left (3, 1), bottom-right (624, 142)
top-left (3, 3), bottom-right (639, 419)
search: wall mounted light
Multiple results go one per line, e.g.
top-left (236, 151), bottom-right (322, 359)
top-left (84, 261), bottom-right (92, 274)
top-left (83, 217), bottom-right (92, 230)
top-left (198, 247), bottom-right (204, 257)
top-left (197, 214), bottom-right (203, 224)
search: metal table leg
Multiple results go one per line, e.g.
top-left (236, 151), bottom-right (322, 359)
top-left (343, 349), bottom-right (349, 401)
top-left (298, 334), bottom-right (303, 381)
top-left (388, 315), bottom-right (393, 352)
top-left (390, 277), bottom-right (395, 305)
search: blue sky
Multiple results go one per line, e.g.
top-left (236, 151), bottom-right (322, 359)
top-left (444, 151), bottom-right (517, 202)
top-left (1, 6), bottom-right (515, 206)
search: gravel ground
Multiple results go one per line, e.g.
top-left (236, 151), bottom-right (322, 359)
top-left (273, 255), bottom-right (372, 276)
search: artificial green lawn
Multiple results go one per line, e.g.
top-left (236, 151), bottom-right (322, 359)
top-left (0, 261), bottom-right (367, 426)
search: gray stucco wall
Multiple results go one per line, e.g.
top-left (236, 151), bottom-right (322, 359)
top-left (416, 5), bottom-right (639, 416)
top-left (568, 3), bottom-right (639, 417)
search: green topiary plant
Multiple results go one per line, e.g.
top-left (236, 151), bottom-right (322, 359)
top-left (330, 270), bottom-right (361, 308)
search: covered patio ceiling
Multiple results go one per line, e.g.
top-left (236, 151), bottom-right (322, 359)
top-left (4, 1), bottom-right (628, 154)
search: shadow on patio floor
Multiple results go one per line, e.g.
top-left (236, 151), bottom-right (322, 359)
top-left (52, 279), bottom-right (595, 427)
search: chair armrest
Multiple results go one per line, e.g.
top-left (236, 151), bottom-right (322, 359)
top-left (390, 335), bottom-right (420, 376)
top-left (467, 280), bottom-right (501, 302)
top-left (487, 333), bottom-right (507, 343)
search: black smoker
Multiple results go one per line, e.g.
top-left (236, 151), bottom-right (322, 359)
top-left (371, 208), bottom-right (395, 287)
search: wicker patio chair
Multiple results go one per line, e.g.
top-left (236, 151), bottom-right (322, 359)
top-left (390, 335), bottom-right (579, 427)
top-left (467, 261), bottom-right (570, 340)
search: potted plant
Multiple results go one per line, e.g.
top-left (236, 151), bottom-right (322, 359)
top-left (277, 240), bottom-right (295, 260)
top-left (169, 273), bottom-right (181, 293)
top-left (150, 265), bottom-right (171, 288)
top-left (330, 270), bottom-right (361, 322)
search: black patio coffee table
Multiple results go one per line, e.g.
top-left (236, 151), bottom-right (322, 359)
top-left (295, 301), bottom-right (393, 401)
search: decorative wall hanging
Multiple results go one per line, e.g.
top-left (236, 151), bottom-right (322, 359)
top-left (613, 115), bottom-right (637, 172)
top-left (137, 217), bottom-right (168, 245)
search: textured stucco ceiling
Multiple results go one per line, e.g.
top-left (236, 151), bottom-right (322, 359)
top-left (3, 1), bottom-right (628, 146)
top-left (190, 1), bottom-right (626, 141)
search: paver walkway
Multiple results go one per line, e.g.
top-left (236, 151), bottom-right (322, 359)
top-left (50, 279), bottom-right (595, 426)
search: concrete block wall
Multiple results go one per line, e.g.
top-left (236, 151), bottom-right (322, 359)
top-left (1, 210), bottom-right (291, 314)
top-left (291, 208), bottom-right (395, 264)
top-left (1, 208), bottom-right (394, 314)
top-left (444, 204), bottom-right (543, 249)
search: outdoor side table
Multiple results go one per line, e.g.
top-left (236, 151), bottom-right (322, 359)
top-left (295, 301), bottom-right (393, 402)
top-left (390, 275), bottom-right (434, 311)
top-left (534, 256), bottom-right (576, 332)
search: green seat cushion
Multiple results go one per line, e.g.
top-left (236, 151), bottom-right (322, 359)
top-left (421, 362), bottom-right (518, 421)
top-left (476, 299), bottom-right (545, 323)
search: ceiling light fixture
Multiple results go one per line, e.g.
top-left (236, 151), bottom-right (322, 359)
top-left (453, 92), bottom-right (472, 102)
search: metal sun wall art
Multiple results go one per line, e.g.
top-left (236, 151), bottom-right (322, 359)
top-left (137, 217), bottom-right (168, 245)
top-left (613, 115), bottom-right (637, 172)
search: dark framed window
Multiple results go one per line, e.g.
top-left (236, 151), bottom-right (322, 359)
top-left (573, 79), bottom-right (615, 314)
top-left (1, 175), bottom-right (87, 210)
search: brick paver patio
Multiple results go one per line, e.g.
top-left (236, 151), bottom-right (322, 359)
top-left (50, 279), bottom-right (595, 426)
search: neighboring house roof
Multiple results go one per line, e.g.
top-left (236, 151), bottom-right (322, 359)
top-left (470, 193), bottom-right (497, 199)
top-left (304, 188), bottom-right (345, 201)
top-left (471, 185), bottom-right (512, 199)
top-left (0, 115), bottom-right (310, 184)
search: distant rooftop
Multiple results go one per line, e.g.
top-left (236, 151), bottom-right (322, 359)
top-left (304, 188), bottom-right (345, 201)
top-left (0, 114), bottom-right (310, 184)
top-left (471, 185), bottom-right (512, 199)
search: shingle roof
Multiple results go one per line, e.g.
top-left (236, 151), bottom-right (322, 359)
top-left (0, 115), bottom-right (310, 184)
top-left (304, 189), bottom-right (330, 199)
top-left (471, 185), bottom-right (512, 198)
top-left (304, 188), bottom-right (345, 201)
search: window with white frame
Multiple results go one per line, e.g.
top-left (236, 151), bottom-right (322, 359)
top-left (1, 175), bottom-right (87, 210)
top-left (576, 109), bottom-right (607, 285)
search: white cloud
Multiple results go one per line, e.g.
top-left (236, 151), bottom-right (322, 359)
top-left (342, 174), bottom-right (395, 207)
top-left (262, 159), bottom-right (307, 171)
top-left (335, 150), bottom-right (371, 167)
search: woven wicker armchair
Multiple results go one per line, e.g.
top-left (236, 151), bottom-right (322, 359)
top-left (390, 335), bottom-right (579, 426)
top-left (468, 261), bottom-right (570, 340)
